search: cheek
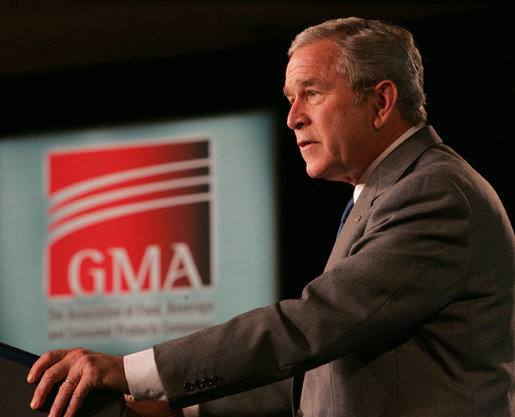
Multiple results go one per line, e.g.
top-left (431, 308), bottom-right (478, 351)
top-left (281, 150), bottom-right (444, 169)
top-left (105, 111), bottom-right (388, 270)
top-left (321, 122), bottom-right (347, 156)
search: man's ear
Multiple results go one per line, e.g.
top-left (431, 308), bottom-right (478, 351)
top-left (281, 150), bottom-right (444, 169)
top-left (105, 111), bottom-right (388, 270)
top-left (372, 80), bottom-right (398, 130)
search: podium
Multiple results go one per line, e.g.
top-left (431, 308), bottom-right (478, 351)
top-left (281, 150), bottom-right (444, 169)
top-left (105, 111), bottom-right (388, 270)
top-left (0, 342), bottom-right (126, 416)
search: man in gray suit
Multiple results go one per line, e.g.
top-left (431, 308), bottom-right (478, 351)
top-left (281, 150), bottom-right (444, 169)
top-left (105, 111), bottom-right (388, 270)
top-left (28, 17), bottom-right (514, 417)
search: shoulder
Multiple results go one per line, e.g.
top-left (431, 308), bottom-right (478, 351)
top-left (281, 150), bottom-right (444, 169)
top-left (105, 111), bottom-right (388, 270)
top-left (407, 142), bottom-right (499, 210)
top-left (373, 141), bottom-right (511, 242)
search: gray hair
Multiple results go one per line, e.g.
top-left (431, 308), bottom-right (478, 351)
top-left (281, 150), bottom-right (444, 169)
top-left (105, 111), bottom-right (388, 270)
top-left (288, 17), bottom-right (427, 125)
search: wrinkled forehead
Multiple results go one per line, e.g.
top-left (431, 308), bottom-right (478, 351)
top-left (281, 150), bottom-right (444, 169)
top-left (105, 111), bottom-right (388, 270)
top-left (287, 39), bottom-right (340, 69)
top-left (283, 40), bottom-right (341, 94)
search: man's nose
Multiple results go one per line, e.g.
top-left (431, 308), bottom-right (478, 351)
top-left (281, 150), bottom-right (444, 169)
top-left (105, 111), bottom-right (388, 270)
top-left (287, 101), bottom-right (309, 130)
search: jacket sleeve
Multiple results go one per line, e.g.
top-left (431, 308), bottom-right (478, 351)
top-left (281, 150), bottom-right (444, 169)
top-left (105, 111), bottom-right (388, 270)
top-left (154, 172), bottom-right (473, 410)
top-left (197, 379), bottom-right (292, 417)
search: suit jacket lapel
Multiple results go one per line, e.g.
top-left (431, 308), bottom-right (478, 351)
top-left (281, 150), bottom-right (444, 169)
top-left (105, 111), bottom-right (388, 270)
top-left (325, 126), bottom-right (443, 270)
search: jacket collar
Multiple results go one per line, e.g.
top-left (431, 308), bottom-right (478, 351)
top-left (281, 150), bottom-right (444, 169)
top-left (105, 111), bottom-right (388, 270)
top-left (327, 125), bottom-right (443, 263)
top-left (354, 125), bottom-right (442, 215)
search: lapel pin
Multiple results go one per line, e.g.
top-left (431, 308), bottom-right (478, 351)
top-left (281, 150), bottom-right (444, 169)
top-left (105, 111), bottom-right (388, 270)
top-left (355, 216), bottom-right (362, 223)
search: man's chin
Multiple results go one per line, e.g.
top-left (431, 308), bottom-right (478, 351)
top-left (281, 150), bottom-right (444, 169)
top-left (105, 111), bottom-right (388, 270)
top-left (305, 165), bottom-right (353, 184)
top-left (305, 164), bottom-right (326, 180)
top-left (305, 164), bottom-right (319, 178)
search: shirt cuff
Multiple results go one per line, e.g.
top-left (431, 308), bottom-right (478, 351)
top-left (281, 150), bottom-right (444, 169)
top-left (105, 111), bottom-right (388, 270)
top-left (124, 348), bottom-right (167, 401)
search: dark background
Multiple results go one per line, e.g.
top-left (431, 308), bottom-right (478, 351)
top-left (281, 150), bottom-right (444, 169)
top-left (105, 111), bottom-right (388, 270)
top-left (1, 1), bottom-right (513, 299)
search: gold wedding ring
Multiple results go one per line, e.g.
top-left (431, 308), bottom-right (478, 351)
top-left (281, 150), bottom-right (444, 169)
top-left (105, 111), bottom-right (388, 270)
top-left (64, 378), bottom-right (77, 387)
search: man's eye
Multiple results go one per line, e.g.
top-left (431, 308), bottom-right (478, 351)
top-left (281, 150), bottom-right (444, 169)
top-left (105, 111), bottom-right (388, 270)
top-left (307, 90), bottom-right (322, 101)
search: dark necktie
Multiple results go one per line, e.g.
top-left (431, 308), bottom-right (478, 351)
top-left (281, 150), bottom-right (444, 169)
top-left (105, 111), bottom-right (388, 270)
top-left (336, 197), bottom-right (354, 238)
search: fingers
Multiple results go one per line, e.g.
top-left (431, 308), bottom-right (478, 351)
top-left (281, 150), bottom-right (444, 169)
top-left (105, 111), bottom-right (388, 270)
top-left (27, 347), bottom-right (128, 417)
top-left (28, 348), bottom-right (86, 416)
top-left (27, 349), bottom-right (67, 384)
top-left (48, 377), bottom-right (84, 417)
top-left (60, 378), bottom-right (90, 417)
top-left (38, 375), bottom-right (90, 417)
top-left (29, 351), bottom-right (70, 410)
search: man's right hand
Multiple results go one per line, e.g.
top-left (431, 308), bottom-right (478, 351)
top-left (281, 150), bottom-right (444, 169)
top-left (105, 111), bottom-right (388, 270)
top-left (27, 347), bottom-right (129, 417)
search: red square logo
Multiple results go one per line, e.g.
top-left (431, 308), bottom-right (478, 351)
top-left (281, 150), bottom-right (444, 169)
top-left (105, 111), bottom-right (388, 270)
top-left (46, 138), bottom-right (212, 297)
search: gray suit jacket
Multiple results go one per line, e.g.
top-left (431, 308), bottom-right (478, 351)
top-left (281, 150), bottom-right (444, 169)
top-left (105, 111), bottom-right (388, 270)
top-left (154, 126), bottom-right (514, 416)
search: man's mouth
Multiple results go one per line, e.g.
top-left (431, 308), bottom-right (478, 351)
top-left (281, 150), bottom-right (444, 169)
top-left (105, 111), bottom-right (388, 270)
top-left (298, 139), bottom-right (318, 149)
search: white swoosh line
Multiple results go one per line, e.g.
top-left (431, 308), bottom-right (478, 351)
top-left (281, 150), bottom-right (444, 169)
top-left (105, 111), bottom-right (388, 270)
top-left (49, 158), bottom-right (211, 205)
top-left (49, 175), bottom-right (211, 223)
top-left (48, 192), bottom-right (212, 244)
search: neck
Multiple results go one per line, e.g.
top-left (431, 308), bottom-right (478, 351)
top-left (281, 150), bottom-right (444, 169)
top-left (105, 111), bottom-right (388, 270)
top-left (349, 120), bottom-right (415, 186)
top-left (378, 120), bottom-right (414, 152)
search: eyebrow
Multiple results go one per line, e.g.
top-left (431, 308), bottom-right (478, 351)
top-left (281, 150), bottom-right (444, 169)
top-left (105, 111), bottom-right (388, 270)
top-left (283, 78), bottom-right (324, 97)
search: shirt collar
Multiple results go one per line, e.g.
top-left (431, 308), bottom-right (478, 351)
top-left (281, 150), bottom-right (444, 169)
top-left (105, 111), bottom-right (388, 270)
top-left (354, 123), bottom-right (424, 202)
